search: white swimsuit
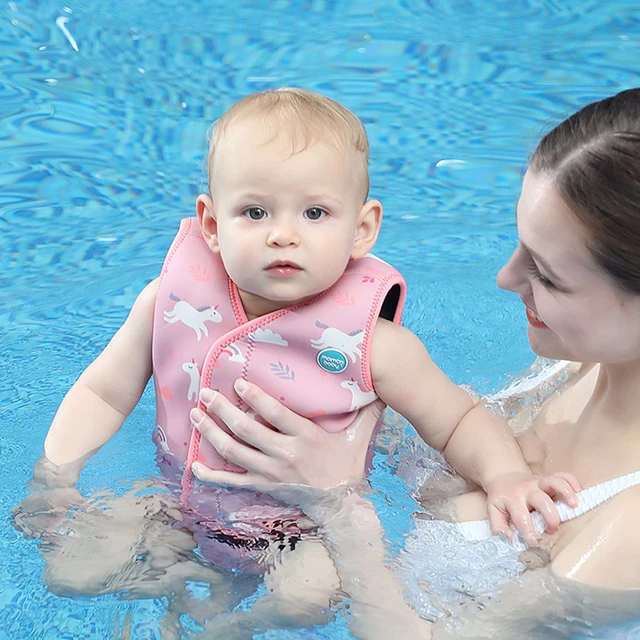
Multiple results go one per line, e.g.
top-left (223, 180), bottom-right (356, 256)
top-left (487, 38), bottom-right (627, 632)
top-left (401, 471), bottom-right (640, 621)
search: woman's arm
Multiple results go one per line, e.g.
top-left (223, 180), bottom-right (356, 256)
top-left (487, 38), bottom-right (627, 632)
top-left (301, 488), bottom-right (432, 639)
top-left (189, 387), bottom-right (430, 638)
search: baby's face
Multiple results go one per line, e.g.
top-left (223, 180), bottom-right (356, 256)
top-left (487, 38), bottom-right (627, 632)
top-left (207, 120), bottom-right (369, 317)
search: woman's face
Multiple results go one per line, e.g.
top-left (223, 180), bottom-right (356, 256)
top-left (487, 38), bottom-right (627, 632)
top-left (497, 170), bottom-right (640, 364)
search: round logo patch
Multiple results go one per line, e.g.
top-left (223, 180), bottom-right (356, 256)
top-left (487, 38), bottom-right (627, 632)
top-left (316, 348), bottom-right (348, 374)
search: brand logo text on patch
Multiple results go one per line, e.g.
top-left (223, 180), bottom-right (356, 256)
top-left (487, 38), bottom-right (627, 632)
top-left (316, 348), bottom-right (348, 373)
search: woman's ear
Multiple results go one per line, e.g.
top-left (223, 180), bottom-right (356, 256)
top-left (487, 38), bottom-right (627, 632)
top-left (196, 194), bottom-right (220, 253)
top-left (351, 199), bottom-right (383, 260)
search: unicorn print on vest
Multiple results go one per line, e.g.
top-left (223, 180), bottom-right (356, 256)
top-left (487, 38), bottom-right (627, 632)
top-left (153, 425), bottom-right (170, 453)
top-left (163, 293), bottom-right (222, 341)
top-left (311, 321), bottom-right (363, 374)
top-left (182, 359), bottom-right (201, 402)
top-left (341, 380), bottom-right (377, 412)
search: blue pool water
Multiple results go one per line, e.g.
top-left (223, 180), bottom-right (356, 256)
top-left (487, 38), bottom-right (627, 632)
top-left (1, 1), bottom-right (640, 637)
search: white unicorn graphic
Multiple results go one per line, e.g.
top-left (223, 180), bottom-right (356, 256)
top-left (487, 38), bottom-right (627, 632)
top-left (182, 360), bottom-right (201, 402)
top-left (153, 425), bottom-right (170, 453)
top-left (164, 293), bottom-right (222, 341)
top-left (310, 322), bottom-right (363, 363)
top-left (341, 380), bottom-right (377, 411)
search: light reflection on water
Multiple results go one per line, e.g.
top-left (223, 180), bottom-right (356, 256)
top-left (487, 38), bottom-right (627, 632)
top-left (1, 0), bottom-right (640, 637)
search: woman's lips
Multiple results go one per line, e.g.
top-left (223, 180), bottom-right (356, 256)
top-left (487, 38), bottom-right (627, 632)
top-left (526, 306), bottom-right (548, 329)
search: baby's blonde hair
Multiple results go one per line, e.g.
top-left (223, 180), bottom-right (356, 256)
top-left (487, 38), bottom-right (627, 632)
top-left (208, 88), bottom-right (370, 201)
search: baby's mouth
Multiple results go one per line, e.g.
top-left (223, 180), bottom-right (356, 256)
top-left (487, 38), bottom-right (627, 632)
top-left (265, 261), bottom-right (302, 276)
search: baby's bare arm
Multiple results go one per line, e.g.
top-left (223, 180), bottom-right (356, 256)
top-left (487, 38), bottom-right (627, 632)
top-left (44, 278), bottom-right (158, 466)
top-left (15, 279), bottom-right (159, 542)
top-left (371, 318), bottom-right (530, 489)
top-left (371, 320), bottom-right (581, 541)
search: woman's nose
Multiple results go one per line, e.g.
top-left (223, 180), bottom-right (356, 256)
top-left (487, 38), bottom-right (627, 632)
top-left (496, 245), bottom-right (529, 293)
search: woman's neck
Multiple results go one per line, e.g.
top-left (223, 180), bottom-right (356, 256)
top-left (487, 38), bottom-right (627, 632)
top-left (589, 359), bottom-right (640, 427)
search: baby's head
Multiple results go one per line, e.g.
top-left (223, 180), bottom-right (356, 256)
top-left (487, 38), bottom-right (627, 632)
top-left (207, 87), bottom-right (370, 201)
top-left (196, 88), bottom-right (382, 318)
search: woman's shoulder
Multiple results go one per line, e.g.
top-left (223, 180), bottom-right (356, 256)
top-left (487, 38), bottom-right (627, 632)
top-left (518, 362), bottom-right (598, 438)
top-left (551, 483), bottom-right (640, 589)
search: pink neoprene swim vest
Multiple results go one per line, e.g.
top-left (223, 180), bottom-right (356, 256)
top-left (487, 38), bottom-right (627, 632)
top-left (152, 216), bottom-right (406, 482)
top-left (150, 217), bottom-right (405, 569)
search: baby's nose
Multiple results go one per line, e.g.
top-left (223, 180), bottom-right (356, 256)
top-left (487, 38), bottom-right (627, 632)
top-left (267, 224), bottom-right (300, 247)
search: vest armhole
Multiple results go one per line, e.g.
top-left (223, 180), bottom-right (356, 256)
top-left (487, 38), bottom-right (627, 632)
top-left (379, 283), bottom-right (402, 321)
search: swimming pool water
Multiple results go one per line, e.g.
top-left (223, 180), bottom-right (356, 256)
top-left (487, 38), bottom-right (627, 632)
top-left (1, 1), bottom-right (640, 637)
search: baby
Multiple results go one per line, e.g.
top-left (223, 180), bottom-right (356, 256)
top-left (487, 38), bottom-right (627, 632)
top-left (42, 88), bottom-right (578, 636)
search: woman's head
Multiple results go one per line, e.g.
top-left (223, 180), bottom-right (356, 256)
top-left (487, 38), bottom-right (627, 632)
top-left (531, 88), bottom-right (640, 294)
top-left (497, 89), bottom-right (640, 363)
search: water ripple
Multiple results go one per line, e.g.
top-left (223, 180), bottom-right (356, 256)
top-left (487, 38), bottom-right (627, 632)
top-left (2, 0), bottom-right (640, 638)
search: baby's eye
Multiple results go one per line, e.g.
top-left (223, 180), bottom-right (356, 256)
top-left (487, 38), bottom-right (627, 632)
top-left (243, 207), bottom-right (267, 220)
top-left (304, 207), bottom-right (327, 221)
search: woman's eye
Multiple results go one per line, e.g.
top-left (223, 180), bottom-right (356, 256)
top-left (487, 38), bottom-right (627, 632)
top-left (243, 207), bottom-right (267, 220)
top-left (304, 207), bottom-right (326, 221)
top-left (527, 261), bottom-right (556, 290)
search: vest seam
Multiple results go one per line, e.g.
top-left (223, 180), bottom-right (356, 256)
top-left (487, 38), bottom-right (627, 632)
top-left (361, 271), bottom-right (406, 392)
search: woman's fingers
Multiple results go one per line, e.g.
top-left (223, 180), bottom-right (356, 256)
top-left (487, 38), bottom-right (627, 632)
top-left (230, 379), bottom-right (313, 436)
top-left (195, 384), bottom-right (385, 490)
top-left (191, 407), bottom-right (270, 473)
top-left (192, 462), bottom-right (263, 490)
top-left (198, 388), bottom-right (284, 455)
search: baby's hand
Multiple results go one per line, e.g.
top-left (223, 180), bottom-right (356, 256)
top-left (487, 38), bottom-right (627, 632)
top-left (485, 471), bottom-right (581, 546)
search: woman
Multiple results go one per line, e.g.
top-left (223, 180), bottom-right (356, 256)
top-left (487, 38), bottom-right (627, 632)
top-left (189, 88), bottom-right (640, 637)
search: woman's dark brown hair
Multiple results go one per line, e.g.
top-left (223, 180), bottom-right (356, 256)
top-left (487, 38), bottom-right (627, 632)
top-left (531, 88), bottom-right (640, 293)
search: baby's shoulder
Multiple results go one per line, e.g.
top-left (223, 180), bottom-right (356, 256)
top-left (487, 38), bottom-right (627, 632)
top-left (117, 278), bottom-right (160, 337)
top-left (130, 278), bottom-right (160, 317)
top-left (371, 317), bottom-right (426, 356)
top-left (373, 316), bottom-right (416, 339)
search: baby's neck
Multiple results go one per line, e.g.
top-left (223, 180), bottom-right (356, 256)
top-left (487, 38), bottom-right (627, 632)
top-left (238, 289), bottom-right (312, 321)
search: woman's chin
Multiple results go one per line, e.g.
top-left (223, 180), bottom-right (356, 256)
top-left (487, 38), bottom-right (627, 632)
top-left (527, 326), bottom-right (568, 361)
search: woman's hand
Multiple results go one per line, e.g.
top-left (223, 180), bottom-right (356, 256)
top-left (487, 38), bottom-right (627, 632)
top-left (189, 379), bottom-right (384, 495)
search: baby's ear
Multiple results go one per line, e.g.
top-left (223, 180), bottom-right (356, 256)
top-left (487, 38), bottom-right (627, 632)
top-left (196, 194), bottom-right (220, 253)
top-left (351, 199), bottom-right (382, 259)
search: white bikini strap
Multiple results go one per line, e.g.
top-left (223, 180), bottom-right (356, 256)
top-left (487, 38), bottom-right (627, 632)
top-left (457, 470), bottom-right (640, 542)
